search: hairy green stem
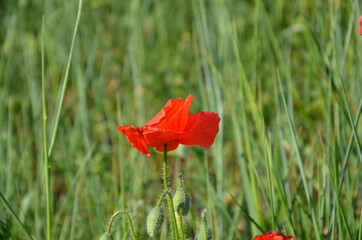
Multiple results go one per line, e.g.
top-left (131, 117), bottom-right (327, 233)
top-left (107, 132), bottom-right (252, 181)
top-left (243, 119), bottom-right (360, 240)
top-left (163, 147), bottom-right (168, 191)
top-left (157, 190), bottom-right (168, 207)
top-left (178, 214), bottom-right (185, 240)
top-left (167, 194), bottom-right (179, 240)
top-left (203, 218), bottom-right (208, 240)
top-left (163, 144), bottom-right (179, 240)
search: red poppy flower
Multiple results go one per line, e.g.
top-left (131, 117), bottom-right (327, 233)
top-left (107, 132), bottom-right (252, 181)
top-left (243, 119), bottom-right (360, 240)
top-left (252, 231), bottom-right (296, 240)
top-left (117, 94), bottom-right (220, 157)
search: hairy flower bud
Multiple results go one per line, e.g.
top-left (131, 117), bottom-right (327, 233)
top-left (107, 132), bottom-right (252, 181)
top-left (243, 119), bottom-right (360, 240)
top-left (198, 227), bottom-right (212, 240)
top-left (173, 173), bottom-right (191, 216)
top-left (146, 206), bottom-right (164, 237)
top-left (173, 188), bottom-right (191, 216)
top-left (197, 209), bottom-right (212, 240)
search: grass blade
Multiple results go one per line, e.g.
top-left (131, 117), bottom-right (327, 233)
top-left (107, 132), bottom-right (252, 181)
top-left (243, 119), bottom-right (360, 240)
top-left (278, 73), bottom-right (321, 240)
top-left (41, 16), bottom-right (52, 240)
top-left (0, 192), bottom-right (33, 239)
top-left (48, 0), bottom-right (83, 156)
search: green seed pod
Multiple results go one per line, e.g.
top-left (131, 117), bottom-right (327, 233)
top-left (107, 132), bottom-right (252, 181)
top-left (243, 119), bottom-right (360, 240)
top-left (176, 216), bottom-right (195, 239)
top-left (173, 173), bottom-right (191, 216)
top-left (146, 206), bottom-right (164, 237)
top-left (99, 233), bottom-right (113, 240)
top-left (197, 209), bottom-right (212, 240)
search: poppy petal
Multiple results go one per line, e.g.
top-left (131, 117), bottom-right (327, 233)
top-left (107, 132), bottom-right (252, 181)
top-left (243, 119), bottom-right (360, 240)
top-left (141, 126), bottom-right (184, 147)
top-left (252, 231), bottom-right (296, 240)
top-left (179, 111), bottom-right (220, 147)
top-left (117, 125), bottom-right (150, 157)
top-left (146, 94), bottom-right (194, 131)
top-left (155, 140), bottom-right (180, 152)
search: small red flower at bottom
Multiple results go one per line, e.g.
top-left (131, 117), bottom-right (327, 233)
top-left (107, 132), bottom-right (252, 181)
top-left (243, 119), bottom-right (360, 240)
top-left (252, 231), bottom-right (296, 240)
top-left (117, 94), bottom-right (220, 157)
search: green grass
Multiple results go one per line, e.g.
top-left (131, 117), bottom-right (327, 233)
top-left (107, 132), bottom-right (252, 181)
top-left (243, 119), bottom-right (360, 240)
top-left (0, 0), bottom-right (361, 239)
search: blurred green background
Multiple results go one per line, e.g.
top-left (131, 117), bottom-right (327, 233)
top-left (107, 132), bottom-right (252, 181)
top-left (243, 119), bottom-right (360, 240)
top-left (0, 0), bottom-right (361, 239)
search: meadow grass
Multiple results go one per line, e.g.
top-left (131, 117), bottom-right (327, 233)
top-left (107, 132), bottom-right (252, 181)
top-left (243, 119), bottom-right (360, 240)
top-left (0, 0), bottom-right (361, 239)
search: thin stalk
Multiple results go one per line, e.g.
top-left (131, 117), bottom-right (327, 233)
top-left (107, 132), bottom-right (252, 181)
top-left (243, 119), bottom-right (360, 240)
top-left (265, 136), bottom-right (276, 230)
top-left (176, 174), bottom-right (185, 240)
top-left (167, 194), bottom-right (179, 240)
top-left (338, 99), bottom-right (362, 193)
top-left (358, 208), bottom-right (362, 240)
top-left (41, 17), bottom-right (51, 240)
top-left (336, 66), bottom-right (362, 163)
top-left (203, 224), bottom-right (208, 240)
top-left (163, 144), bottom-right (169, 191)
top-left (0, 192), bottom-right (33, 239)
top-left (163, 144), bottom-right (179, 240)
top-left (178, 215), bottom-right (185, 240)
top-left (48, 0), bottom-right (83, 156)
top-left (156, 190), bottom-right (169, 207)
top-left (202, 210), bottom-right (208, 240)
top-left (106, 210), bottom-right (137, 240)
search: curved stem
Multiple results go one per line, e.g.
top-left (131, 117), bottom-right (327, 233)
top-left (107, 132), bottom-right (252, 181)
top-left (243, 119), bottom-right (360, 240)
top-left (156, 190), bottom-right (168, 207)
top-left (106, 210), bottom-right (137, 240)
top-left (163, 144), bottom-right (179, 240)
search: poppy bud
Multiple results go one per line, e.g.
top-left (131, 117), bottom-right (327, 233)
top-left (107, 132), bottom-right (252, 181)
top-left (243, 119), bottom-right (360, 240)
top-left (146, 206), bottom-right (164, 237)
top-left (99, 233), bottom-right (113, 240)
top-left (173, 173), bottom-right (191, 216)
top-left (197, 209), bottom-right (212, 240)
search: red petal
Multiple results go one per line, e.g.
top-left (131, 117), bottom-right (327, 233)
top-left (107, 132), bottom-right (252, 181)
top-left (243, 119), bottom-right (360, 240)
top-left (155, 140), bottom-right (180, 152)
top-left (252, 231), bottom-right (296, 240)
top-left (117, 125), bottom-right (150, 157)
top-left (141, 126), bottom-right (183, 147)
top-left (179, 111), bottom-right (220, 147)
top-left (146, 94), bottom-right (194, 131)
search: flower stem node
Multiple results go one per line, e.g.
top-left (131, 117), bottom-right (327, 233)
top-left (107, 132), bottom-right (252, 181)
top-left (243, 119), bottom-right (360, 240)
top-left (146, 206), bottom-right (164, 237)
